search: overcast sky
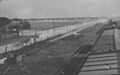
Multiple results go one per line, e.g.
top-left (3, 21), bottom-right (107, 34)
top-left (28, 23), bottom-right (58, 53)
top-left (0, 0), bottom-right (120, 18)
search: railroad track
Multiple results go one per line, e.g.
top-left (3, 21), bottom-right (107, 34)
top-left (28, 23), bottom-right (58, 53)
top-left (55, 45), bottom-right (93, 75)
top-left (54, 28), bottom-right (103, 75)
top-left (79, 27), bottom-right (120, 75)
top-left (79, 50), bottom-right (120, 75)
top-left (55, 21), bottom-right (120, 75)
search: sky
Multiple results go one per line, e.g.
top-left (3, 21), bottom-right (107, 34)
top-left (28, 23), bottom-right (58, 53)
top-left (0, 0), bottom-right (120, 18)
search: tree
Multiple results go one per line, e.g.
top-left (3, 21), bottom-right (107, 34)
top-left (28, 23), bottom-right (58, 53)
top-left (21, 21), bottom-right (31, 30)
top-left (8, 20), bottom-right (31, 31)
top-left (7, 20), bottom-right (31, 36)
top-left (0, 17), bottom-right (11, 28)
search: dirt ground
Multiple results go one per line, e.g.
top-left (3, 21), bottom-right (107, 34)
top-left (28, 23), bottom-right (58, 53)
top-left (5, 23), bottom-right (105, 75)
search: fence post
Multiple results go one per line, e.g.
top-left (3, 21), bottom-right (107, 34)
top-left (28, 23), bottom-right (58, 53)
top-left (5, 45), bottom-right (7, 53)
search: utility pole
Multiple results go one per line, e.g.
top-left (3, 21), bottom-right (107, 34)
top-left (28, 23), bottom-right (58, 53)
top-left (33, 24), bottom-right (36, 44)
top-left (53, 20), bottom-right (54, 36)
top-left (113, 29), bottom-right (116, 51)
top-left (52, 20), bottom-right (55, 45)
top-left (66, 19), bottom-right (68, 32)
top-left (21, 20), bottom-right (24, 36)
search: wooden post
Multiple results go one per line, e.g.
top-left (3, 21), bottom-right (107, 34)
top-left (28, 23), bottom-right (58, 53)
top-left (5, 45), bottom-right (7, 53)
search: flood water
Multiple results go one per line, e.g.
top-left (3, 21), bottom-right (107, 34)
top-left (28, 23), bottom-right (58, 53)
top-left (0, 19), bottom-right (107, 54)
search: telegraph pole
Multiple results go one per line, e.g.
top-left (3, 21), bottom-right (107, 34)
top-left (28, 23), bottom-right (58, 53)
top-left (53, 20), bottom-right (54, 36)
top-left (67, 19), bottom-right (68, 32)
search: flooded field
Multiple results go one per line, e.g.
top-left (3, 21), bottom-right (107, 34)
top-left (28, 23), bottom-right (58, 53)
top-left (0, 19), bottom-right (107, 54)
top-left (3, 22), bottom-right (106, 75)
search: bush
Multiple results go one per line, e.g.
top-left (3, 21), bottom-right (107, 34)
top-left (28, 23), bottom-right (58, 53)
top-left (22, 21), bottom-right (31, 30)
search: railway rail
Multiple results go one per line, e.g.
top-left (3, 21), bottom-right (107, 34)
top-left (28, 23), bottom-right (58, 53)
top-left (55, 21), bottom-right (120, 75)
top-left (55, 45), bottom-right (93, 75)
